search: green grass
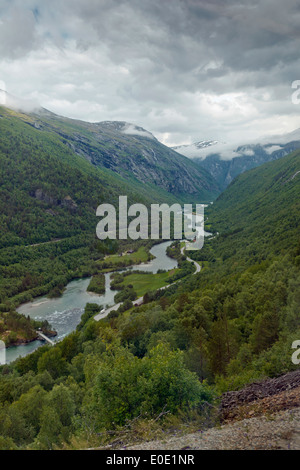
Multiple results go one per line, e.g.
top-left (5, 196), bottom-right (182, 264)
top-left (101, 246), bottom-right (152, 267)
top-left (120, 269), bottom-right (179, 297)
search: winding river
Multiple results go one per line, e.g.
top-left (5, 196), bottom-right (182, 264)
top-left (6, 241), bottom-right (177, 364)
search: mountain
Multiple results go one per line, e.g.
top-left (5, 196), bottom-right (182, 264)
top-left (0, 104), bottom-right (158, 248)
top-left (173, 131), bottom-right (300, 190)
top-left (0, 91), bottom-right (220, 202)
top-left (207, 149), bottom-right (300, 257)
top-left (175, 149), bottom-right (300, 382)
top-left (0, 97), bottom-right (220, 308)
top-left (0, 141), bottom-right (299, 450)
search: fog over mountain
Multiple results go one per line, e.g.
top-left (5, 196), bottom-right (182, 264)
top-left (0, 89), bottom-right (40, 113)
top-left (172, 128), bottom-right (300, 189)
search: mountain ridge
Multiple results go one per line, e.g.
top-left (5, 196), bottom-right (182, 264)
top-left (0, 94), bottom-right (220, 202)
top-left (173, 131), bottom-right (300, 190)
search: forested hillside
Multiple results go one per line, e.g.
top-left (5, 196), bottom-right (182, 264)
top-left (0, 150), bottom-right (298, 449)
top-left (179, 151), bottom-right (300, 386)
top-left (0, 105), bottom-right (174, 310)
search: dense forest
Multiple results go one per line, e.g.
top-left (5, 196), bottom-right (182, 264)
top-left (0, 148), bottom-right (298, 449)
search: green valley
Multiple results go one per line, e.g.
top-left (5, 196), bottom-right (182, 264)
top-left (0, 146), bottom-right (298, 449)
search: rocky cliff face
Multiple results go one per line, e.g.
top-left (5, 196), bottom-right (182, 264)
top-left (28, 113), bottom-right (221, 201)
top-left (0, 97), bottom-right (221, 201)
top-left (33, 189), bottom-right (78, 212)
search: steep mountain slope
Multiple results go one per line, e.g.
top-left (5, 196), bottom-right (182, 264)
top-left (176, 150), bottom-right (300, 382)
top-left (134, 149), bottom-right (300, 387)
top-left (173, 131), bottom-right (300, 190)
top-left (207, 149), bottom-right (300, 257)
top-left (0, 92), bottom-right (220, 202)
top-left (33, 113), bottom-right (220, 201)
top-left (0, 105), bottom-right (157, 248)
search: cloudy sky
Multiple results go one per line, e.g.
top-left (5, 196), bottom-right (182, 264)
top-left (0, 0), bottom-right (300, 146)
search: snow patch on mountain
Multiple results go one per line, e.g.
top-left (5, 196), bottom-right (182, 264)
top-left (173, 140), bottom-right (252, 161)
top-left (172, 128), bottom-right (300, 161)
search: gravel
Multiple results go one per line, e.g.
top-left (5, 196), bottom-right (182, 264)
top-left (124, 407), bottom-right (300, 450)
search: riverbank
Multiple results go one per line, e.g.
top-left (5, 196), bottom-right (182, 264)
top-left (94, 240), bottom-right (202, 321)
top-left (7, 241), bottom-right (178, 363)
top-left (0, 307), bottom-right (58, 350)
top-left (5, 329), bottom-right (57, 349)
top-left (3, 241), bottom-right (155, 314)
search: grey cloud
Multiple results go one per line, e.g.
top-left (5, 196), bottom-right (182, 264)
top-left (0, 5), bottom-right (37, 58)
top-left (0, 0), bottom-right (300, 147)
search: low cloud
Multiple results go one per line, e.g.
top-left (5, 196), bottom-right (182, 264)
top-left (0, 5), bottom-right (37, 58)
top-left (121, 123), bottom-right (156, 140)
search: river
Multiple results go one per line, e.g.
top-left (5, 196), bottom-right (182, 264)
top-left (6, 241), bottom-right (177, 363)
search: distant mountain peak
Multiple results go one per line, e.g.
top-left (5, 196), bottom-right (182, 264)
top-left (173, 130), bottom-right (300, 190)
top-left (173, 140), bottom-right (219, 151)
top-left (172, 130), bottom-right (300, 162)
top-left (172, 140), bottom-right (220, 158)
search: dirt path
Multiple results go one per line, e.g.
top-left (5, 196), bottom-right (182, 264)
top-left (26, 238), bottom-right (63, 248)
